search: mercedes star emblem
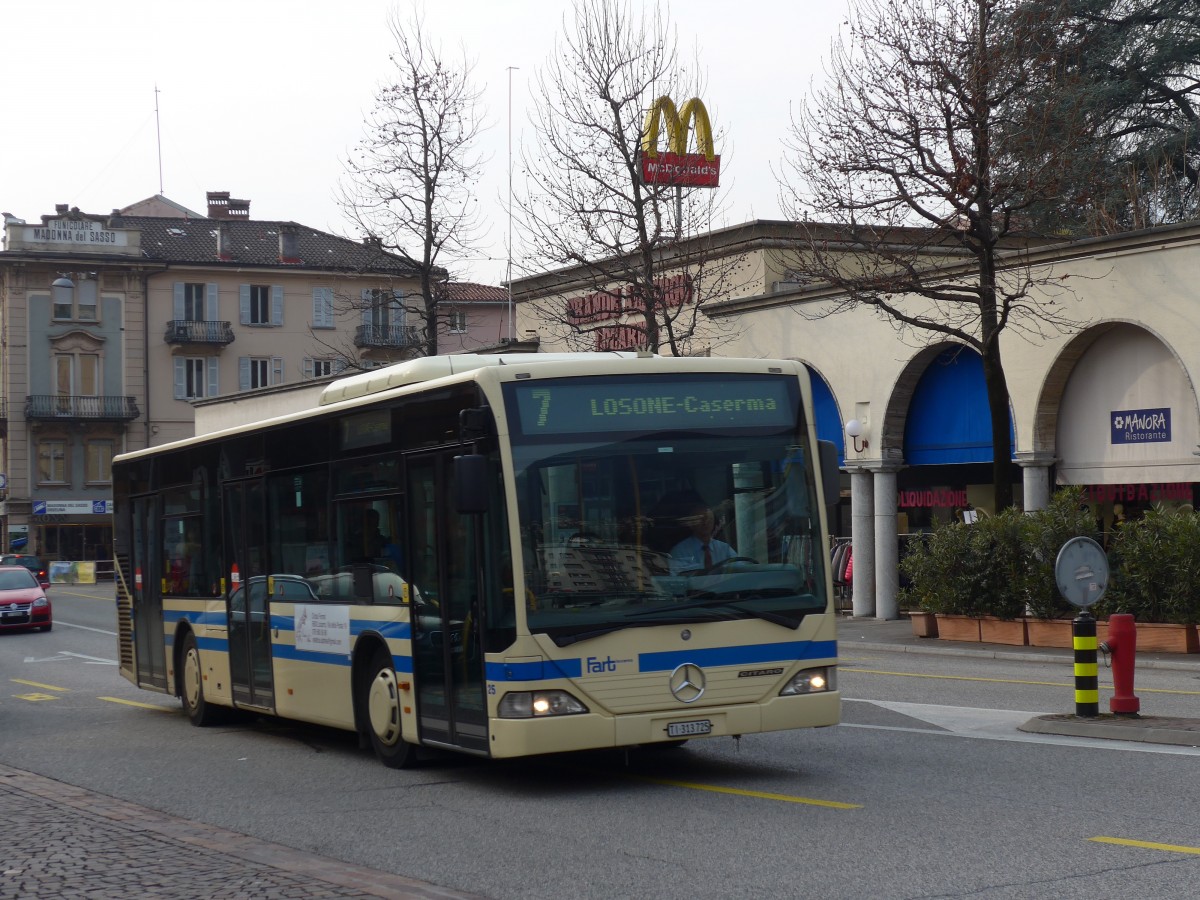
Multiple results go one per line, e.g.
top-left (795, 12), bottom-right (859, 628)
top-left (669, 663), bottom-right (706, 703)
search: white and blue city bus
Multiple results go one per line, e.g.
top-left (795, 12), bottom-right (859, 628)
top-left (113, 353), bottom-right (840, 767)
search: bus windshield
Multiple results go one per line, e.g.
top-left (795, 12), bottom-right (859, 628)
top-left (505, 374), bottom-right (828, 646)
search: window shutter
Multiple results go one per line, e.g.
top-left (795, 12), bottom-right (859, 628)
top-left (303, 357), bottom-right (314, 378)
top-left (313, 287), bottom-right (333, 328)
top-left (207, 357), bottom-right (219, 397)
top-left (206, 284), bottom-right (219, 321)
top-left (390, 290), bottom-right (404, 329)
top-left (271, 285), bottom-right (284, 325)
top-left (272, 357), bottom-right (284, 385)
top-left (239, 357), bottom-right (251, 391)
top-left (334, 357), bottom-right (348, 374)
top-left (173, 283), bottom-right (185, 321)
top-left (239, 285), bottom-right (251, 324)
top-left (361, 289), bottom-right (373, 327)
top-left (174, 358), bottom-right (185, 399)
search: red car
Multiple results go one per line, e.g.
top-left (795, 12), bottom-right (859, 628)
top-left (0, 565), bottom-right (52, 632)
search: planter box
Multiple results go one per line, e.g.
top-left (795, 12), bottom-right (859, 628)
top-left (979, 616), bottom-right (1028, 646)
top-left (1025, 618), bottom-right (1073, 648)
top-left (1134, 622), bottom-right (1199, 654)
top-left (908, 611), bottom-right (939, 638)
top-left (935, 614), bottom-right (981, 643)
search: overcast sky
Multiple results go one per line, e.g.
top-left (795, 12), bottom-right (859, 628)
top-left (4, 1), bottom-right (849, 284)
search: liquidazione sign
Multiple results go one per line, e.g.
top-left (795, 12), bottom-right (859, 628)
top-left (1110, 407), bottom-right (1171, 444)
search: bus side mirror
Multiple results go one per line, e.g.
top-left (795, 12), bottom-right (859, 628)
top-left (817, 440), bottom-right (840, 510)
top-left (454, 454), bottom-right (489, 514)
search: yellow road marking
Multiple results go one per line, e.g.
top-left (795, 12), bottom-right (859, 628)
top-left (98, 696), bottom-right (176, 712)
top-left (11, 679), bottom-right (69, 692)
top-left (845, 668), bottom-right (1200, 695)
top-left (1090, 836), bottom-right (1200, 856)
top-left (626, 774), bottom-right (861, 808)
top-left (14, 693), bottom-right (59, 702)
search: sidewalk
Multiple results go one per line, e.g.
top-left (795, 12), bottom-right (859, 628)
top-left (839, 614), bottom-right (1200, 748)
top-left (0, 763), bottom-right (482, 900)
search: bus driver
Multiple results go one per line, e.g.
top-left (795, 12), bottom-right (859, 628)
top-left (669, 501), bottom-right (734, 574)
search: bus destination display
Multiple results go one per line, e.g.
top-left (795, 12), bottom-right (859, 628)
top-left (510, 377), bottom-right (795, 435)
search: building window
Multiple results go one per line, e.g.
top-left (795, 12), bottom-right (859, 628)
top-left (448, 310), bottom-right (467, 333)
top-left (55, 354), bottom-right (99, 397)
top-left (362, 289), bottom-right (404, 331)
top-left (174, 282), bottom-right (218, 321)
top-left (86, 441), bottom-right (114, 484)
top-left (240, 284), bottom-right (283, 326)
top-left (240, 356), bottom-right (284, 390)
top-left (304, 357), bottom-right (345, 379)
top-left (52, 277), bottom-right (99, 321)
top-left (37, 440), bottom-right (67, 484)
top-left (250, 285), bottom-right (270, 323)
top-left (175, 357), bottom-right (218, 400)
top-left (182, 283), bottom-right (205, 319)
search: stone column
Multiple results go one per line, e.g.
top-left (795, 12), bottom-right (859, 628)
top-left (848, 467), bottom-right (875, 617)
top-left (1015, 452), bottom-right (1057, 511)
top-left (872, 465), bottom-right (901, 620)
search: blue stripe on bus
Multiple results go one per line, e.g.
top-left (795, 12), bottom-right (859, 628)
top-left (486, 657), bottom-right (584, 681)
top-left (484, 640), bottom-right (836, 683)
top-left (164, 609), bottom-right (227, 627)
top-left (266, 615), bottom-right (411, 641)
top-left (638, 640), bottom-right (836, 672)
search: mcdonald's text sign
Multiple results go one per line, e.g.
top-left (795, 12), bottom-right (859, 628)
top-left (640, 152), bottom-right (721, 187)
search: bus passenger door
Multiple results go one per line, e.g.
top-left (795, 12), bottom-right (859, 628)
top-left (131, 496), bottom-right (167, 689)
top-left (223, 480), bottom-right (274, 710)
top-left (407, 452), bottom-right (488, 753)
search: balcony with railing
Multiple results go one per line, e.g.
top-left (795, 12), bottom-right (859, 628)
top-left (25, 395), bottom-right (140, 423)
top-left (354, 324), bottom-right (422, 349)
top-left (164, 319), bottom-right (235, 345)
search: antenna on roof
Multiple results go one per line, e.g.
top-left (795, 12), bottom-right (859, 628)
top-left (154, 84), bottom-right (164, 195)
top-left (506, 65), bottom-right (518, 343)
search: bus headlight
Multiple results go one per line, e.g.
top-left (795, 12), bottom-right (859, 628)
top-left (498, 690), bottom-right (588, 718)
top-left (779, 667), bottom-right (835, 696)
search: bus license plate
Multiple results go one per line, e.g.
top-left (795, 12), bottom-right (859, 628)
top-left (667, 719), bottom-right (712, 737)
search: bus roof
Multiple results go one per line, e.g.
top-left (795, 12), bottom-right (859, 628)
top-left (318, 352), bottom-right (645, 406)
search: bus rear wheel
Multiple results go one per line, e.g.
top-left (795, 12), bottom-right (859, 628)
top-left (180, 631), bottom-right (222, 726)
top-left (363, 647), bottom-right (417, 768)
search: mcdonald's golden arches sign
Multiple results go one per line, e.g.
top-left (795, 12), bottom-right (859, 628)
top-left (639, 96), bottom-right (721, 188)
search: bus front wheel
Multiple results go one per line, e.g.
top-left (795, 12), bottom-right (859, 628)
top-left (180, 631), bottom-right (221, 726)
top-left (363, 647), bottom-right (417, 768)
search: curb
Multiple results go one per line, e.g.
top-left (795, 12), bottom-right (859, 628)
top-left (848, 640), bottom-right (1200, 672)
top-left (1019, 714), bottom-right (1200, 747)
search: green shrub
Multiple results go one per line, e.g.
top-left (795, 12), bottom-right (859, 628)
top-left (1099, 505), bottom-right (1200, 625)
top-left (1022, 487), bottom-right (1099, 620)
top-left (901, 486), bottom-right (1096, 620)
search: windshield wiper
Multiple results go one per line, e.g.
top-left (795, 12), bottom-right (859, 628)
top-left (626, 596), bottom-right (800, 629)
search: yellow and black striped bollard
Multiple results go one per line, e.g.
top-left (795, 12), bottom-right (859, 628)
top-left (1073, 611), bottom-right (1099, 717)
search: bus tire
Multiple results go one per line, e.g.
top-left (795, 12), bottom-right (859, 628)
top-left (180, 631), bottom-right (221, 727)
top-left (363, 646), bottom-right (416, 768)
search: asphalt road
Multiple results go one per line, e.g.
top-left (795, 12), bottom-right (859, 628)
top-left (3, 584), bottom-right (1199, 899)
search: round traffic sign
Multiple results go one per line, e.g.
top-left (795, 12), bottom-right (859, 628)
top-left (1054, 536), bottom-right (1109, 609)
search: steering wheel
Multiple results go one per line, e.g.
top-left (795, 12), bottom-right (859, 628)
top-left (704, 556), bottom-right (758, 573)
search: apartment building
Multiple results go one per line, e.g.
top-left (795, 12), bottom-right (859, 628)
top-left (0, 191), bottom-right (487, 564)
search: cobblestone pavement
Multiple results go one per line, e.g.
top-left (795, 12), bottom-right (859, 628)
top-left (0, 764), bottom-right (483, 900)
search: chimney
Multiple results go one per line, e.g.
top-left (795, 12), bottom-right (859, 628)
top-left (278, 224), bottom-right (300, 264)
top-left (216, 222), bottom-right (233, 261)
top-left (56, 204), bottom-right (69, 215)
top-left (207, 191), bottom-right (251, 219)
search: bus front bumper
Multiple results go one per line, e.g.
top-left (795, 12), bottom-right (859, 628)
top-left (488, 691), bottom-right (840, 758)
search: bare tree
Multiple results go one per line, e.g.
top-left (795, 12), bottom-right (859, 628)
top-left (780, 0), bottom-right (1113, 510)
top-left (515, 0), bottom-right (742, 356)
top-left (336, 6), bottom-right (489, 362)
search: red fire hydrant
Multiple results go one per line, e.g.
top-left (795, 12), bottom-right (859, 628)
top-left (1100, 613), bottom-right (1140, 716)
